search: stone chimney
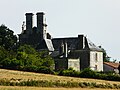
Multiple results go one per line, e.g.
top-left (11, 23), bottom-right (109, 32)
top-left (59, 40), bottom-right (68, 58)
top-left (59, 41), bottom-right (64, 55)
top-left (25, 13), bottom-right (33, 34)
top-left (64, 41), bottom-right (68, 58)
top-left (77, 35), bottom-right (85, 50)
top-left (36, 12), bottom-right (45, 40)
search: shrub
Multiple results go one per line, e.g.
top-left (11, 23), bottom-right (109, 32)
top-left (0, 79), bottom-right (120, 89)
top-left (79, 68), bottom-right (97, 78)
top-left (58, 68), bottom-right (80, 77)
top-left (38, 66), bottom-right (55, 74)
top-left (23, 65), bottom-right (39, 72)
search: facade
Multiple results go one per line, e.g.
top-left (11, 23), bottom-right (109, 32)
top-left (54, 58), bottom-right (80, 71)
top-left (52, 35), bottom-right (103, 71)
top-left (19, 12), bottom-right (103, 71)
top-left (103, 62), bottom-right (119, 73)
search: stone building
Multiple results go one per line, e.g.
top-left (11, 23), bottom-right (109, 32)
top-left (52, 35), bottom-right (103, 71)
top-left (18, 12), bottom-right (103, 71)
top-left (18, 12), bottom-right (54, 52)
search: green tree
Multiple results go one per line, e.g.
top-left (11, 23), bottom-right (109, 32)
top-left (17, 44), bottom-right (36, 54)
top-left (0, 46), bottom-right (8, 61)
top-left (103, 49), bottom-right (110, 62)
top-left (17, 45), bottom-right (54, 72)
top-left (0, 24), bottom-right (17, 50)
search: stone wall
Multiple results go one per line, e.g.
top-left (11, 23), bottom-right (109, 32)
top-left (90, 51), bottom-right (103, 71)
top-left (68, 58), bottom-right (80, 71)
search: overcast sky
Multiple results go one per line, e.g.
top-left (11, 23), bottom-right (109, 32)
top-left (0, 0), bottom-right (120, 61)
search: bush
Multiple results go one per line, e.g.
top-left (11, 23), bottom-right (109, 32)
top-left (58, 68), bottom-right (80, 77)
top-left (38, 66), bottom-right (55, 74)
top-left (79, 68), bottom-right (120, 82)
top-left (79, 68), bottom-right (97, 78)
top-left (22, 65), bottom-right (39, 72)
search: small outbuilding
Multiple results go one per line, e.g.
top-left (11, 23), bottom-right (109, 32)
top-left (103, 62), bottom-right (119, 73)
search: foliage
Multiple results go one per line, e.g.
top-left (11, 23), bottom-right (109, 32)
top-left (0, 24), bottom-right (17, 50)
top-left (17, 44), bottom-right (37, 54)
top-left (79, 68), bottom-right (97, 78)
top-left (0, 46), bottom-right (8, 61)
top-left (0, 44), bottom-right (55, 74)
top-left (57, 68), bottom-right (120, 82)
top-left (79, 68), bottom-right (120, 81)
top-left (58, 68), bottom-right (80, 77)
top-left (102, 48), bottom-right (110, 62)
top-left (38, 66), bottom-right (55, 74)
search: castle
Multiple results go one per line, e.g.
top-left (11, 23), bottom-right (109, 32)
top-left (19, 12), bottom-right (103, 71)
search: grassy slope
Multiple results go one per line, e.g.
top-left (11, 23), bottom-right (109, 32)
top-left (0, 68), bottom-right (120, 85)
top-left (0, 86), bottom-right (117, 90)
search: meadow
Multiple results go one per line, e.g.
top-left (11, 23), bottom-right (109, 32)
top-left (0, 69), bottom-right (120, 89)
top-left (0, 86), bottom-right (119, 90)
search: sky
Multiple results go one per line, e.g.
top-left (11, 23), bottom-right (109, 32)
top-left (0, 0), bottom-right (120, 61)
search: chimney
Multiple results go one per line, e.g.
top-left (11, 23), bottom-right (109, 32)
top-left (25, 13), bottom-right (33, 34)
top-left (36, 12), bottom-right (45, 40)
top-left (59, 40), bottom-right (68, 58)
top-left (59, 41), bottom-right (64, 55)
top-left (64, 41), bottom-right (68, 58)
top-left (77, 35), bottom-right (85, 50)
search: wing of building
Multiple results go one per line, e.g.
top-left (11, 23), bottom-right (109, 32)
top-left (52, 35), bottom-right (103, 71)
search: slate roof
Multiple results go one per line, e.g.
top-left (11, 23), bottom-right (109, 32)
top-left (104, 62), bottom-right (119, 69)
top-left (52, 37), bottom-right (78, 50)
top-left (86, 38), bottom-right (103, 51)
top-left (37, 39), bottom-right (54, 51)
top-left (50, 50), bottom-right (59, 57)
top-left (44, 39), bottom-right (54, 51)
top-left (52, 35), bottom-right (103, 52)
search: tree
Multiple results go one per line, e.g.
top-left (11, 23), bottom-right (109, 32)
top-left (17, 44), bottom-right (37, 54)
top-left (17, 45), bottom-right (54, 72)
top-left (0, 24), bottom-right (17, 50)
top-left (102, 49), bottom-right (110, 62)
top-left (0, 46), bottom-right (9, 68)
top-left (0, 46), bottom-right (8, 61)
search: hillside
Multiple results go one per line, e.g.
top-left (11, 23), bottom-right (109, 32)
top-left (0, 68), bottom-right (120, 89)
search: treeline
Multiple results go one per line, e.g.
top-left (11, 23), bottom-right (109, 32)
top-left (0, 24), bottom-right (54, 74)
top-left (0, 45), bottom-right (54, 74)
top-left (58, 68), bottom-right (120, 82)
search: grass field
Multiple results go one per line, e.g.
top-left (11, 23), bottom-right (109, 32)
top-left (0, 86), bottom-right (118, 90)
top-left (0, 86), bottom-right (119, 90)
top-left (0, 69), bottom-right (120, 89)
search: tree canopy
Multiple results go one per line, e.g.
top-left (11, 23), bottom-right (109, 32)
top-left (0, 24), bottom-right (17, 50)
top-left (102, 48), bottom-right (110, 62)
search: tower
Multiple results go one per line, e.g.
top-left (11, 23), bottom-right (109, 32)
top-left (25, 13), bottom-right (34, 34)
top-left (77, 35), bottom-right (85, 50)
top-left (36, 12), bottom-right (46, 40)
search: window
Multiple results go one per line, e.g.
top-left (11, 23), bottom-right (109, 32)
top-left (95, 53), bottom-right (98, 62)
top-left (95, 65), bottom-right (97, 70)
